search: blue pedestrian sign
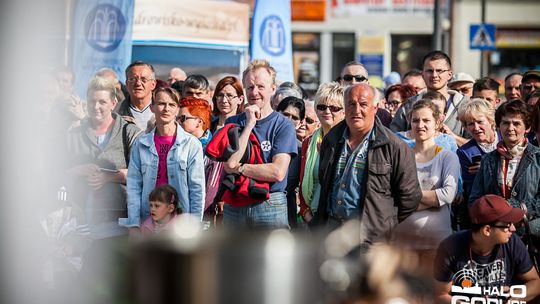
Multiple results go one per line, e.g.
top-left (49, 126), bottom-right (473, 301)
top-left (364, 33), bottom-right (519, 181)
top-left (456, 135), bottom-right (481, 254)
top-left (469, 23), bottom-right (496, 51)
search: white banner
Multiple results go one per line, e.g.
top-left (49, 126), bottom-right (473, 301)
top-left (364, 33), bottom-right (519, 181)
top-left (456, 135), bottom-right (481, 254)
top-left (251, 0), bottom-right (294, 82)
top-left (133, 0), bottom-right (249, 48)
top-left (332, 0), bottom-right (444, 17)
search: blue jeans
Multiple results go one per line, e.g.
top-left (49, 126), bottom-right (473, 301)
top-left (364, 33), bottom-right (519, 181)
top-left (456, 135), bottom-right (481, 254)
top-left (223, 192), bottom-right (289, 230)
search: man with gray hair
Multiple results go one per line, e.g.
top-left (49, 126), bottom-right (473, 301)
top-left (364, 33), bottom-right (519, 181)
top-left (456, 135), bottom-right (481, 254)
top-left (315, 83), bottom-right (421, 246)
top-left (271, 81), bottom-right (303, 109)
top-left (167, 67), bottom-right (187, 85)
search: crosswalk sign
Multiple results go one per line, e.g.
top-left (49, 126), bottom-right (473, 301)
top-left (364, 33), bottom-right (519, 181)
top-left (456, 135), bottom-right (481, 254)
top-left (470, 24), bottom-right (496, 50)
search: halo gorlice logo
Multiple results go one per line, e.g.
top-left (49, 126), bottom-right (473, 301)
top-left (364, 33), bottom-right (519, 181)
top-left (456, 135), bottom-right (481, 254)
top-left (259, 15), bottom-right (286, 56)
top-left (450, 269), bottom-right (527, 303)
top-left (84, 4), bottom-right (127, 52)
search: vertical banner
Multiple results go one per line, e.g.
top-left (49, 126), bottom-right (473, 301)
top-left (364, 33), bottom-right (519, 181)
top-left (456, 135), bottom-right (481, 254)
top-left (71, 0), bottom-right (134, 97)
top-left (357, 35), bottom-right (385, 88)
top-left (250, 0), bottom-right (294, 82)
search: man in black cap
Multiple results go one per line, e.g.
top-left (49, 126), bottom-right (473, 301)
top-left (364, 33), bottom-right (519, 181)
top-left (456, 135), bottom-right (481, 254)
top-left (434, 194), bottom-right (540, 303)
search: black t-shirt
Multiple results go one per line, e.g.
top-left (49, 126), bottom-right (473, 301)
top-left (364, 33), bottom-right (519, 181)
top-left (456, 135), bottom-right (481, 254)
top-left (434, 230), bottom-right (533, 288)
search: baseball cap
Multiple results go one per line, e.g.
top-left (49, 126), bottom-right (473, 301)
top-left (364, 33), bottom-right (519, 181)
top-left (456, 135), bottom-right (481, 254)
top-left (469, 194), bottom-right (525, 225)
top-left (448, 72), bottom-right (475, 85)
top-left (523, 70), bottom-right (540, 82)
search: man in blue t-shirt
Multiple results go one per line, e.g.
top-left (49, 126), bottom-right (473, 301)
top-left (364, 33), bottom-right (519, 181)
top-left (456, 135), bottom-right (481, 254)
top-left (434, 195), bottom-right (540, 303)
top-left (223, 59), bottom-right (298, 229)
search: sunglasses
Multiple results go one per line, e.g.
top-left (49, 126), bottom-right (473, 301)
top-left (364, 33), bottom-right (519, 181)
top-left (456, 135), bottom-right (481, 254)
top-left (177, 115), bottom-right (199, 123)
top-left (316, 104), bottom-right (343, 113)
top-left (305, 117), bottom-right (317, 124)
top-left (342, 74), bottom-right (368, 82)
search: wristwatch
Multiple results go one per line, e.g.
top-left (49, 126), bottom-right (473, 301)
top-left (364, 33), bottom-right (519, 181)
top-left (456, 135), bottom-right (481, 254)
top-left (237, 164), bottom-right (245, 175)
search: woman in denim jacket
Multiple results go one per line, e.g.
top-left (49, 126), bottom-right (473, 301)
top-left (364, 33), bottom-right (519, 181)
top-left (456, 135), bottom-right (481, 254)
top-left (119, 88), bottom-right (205, 235)
top-left (469, 100), bottom-right (540, 237)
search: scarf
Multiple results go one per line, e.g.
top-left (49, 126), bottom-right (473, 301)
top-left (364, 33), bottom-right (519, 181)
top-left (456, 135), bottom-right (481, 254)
top-left (199, 129), bottom-right (212, 150)
top-left (301, 128), bottom-right (323, 206)
top-left (496, 138), bottom-right (528, 199)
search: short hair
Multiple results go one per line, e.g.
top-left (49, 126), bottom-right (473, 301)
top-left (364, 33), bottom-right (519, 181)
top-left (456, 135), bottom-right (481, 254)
top-left (182, 74), bottom-right (210, 96)
top-left (171, 80), bottom-right (184, 93)
top-left (407, 99), bottom-right (442, 124)
top-left (504, 72), bottom-right (522, 83)
top-left (179, 96), bottom-right (212, 132)
top-left (495, 99), bottom-right (532, 129)
top-left (95, 67), bottom-right (118, 80)
top-left (403, 69), bottom-right (423, 79)
top-left (473, 77), bottom-right (500, 94)
top-left (457, 98), bottom-right (496, 126)
top-left (276, 96), bottom-right (306, 120)
top-left (341, 61), bottom-right (369, 77)
top-left (384, 84), bottom-right (417, 107)
top-left (272, 82), bottom-right (303, 105)
top-left (212, 76), bottom-right (245, 116)
top-left (154, 79), bottom-right (170, 90)
top-left (242, 59), bottom-right (277, 86)
top-left (149, 184), bottom-right (180, 214)
top-left (87, 76), bottom-right (117, 100)
top-left (152, 87), bottom-right (181, 105)
top-left (422, 51), bottom-right (452, 68)
top-left (125, 60), bottom-right (155, 78)
top-left (344, 84), bottom-right (381, 106)
top-left (314, 81), bottom-right (345, 108)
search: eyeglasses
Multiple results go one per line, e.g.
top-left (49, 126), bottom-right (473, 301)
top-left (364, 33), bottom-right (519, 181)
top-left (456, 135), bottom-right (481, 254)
top-left (490, 223), bottom-right (512, 231)
top-left (281, 112), bottom-right (301, 122)
top-left (316, 104), bottom-right (343, 113)
top-left (127, 76), bottom-right (154, 84)
top-left (342, 74), bottom-right (368, 82)
top-left (216, 93), bottom-right (238, 100)
top-left (423, 69), bottom-right (450, 75)
top-left (177, 115), bottom-right (199, 123)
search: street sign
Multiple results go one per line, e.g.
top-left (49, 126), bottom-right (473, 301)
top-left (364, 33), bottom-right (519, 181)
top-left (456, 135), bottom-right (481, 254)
top-left (469, 23), bottom-right (496, 51)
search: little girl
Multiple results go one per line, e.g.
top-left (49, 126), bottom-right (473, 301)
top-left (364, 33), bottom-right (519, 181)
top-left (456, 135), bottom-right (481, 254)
top-left (140, 184), bottom-right (182, 235)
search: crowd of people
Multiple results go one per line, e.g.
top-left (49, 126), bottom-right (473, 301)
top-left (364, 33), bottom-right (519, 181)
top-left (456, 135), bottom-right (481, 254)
top-left (45, 50), bottom-right (540, 302)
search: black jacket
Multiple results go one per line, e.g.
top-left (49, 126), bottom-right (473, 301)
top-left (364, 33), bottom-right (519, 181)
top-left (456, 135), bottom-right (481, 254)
top-left (315, 118), bottom-right (422, 245)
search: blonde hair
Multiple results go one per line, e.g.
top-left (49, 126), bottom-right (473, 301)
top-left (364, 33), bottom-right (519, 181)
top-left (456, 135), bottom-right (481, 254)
top-left (457, 98), bottom-right (496, 126)
top-left (242, 59), bottom-right (277, 86)
top-left (87, 76), bottom-right (117, 100)
top-left (314, 81), bottom-right (345, 108)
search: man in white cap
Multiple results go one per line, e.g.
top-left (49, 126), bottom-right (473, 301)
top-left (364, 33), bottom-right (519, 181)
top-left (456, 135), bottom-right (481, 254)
top-left (448, 72), bottom-right (475, 98)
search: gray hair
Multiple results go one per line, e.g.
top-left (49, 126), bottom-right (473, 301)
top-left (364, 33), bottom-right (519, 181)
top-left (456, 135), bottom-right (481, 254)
top-left (271, 82), bottom-right (303, 107)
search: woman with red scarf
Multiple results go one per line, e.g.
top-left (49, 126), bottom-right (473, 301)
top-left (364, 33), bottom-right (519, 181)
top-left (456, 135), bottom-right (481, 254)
top-left (469, 100), bottom-right (540, 263)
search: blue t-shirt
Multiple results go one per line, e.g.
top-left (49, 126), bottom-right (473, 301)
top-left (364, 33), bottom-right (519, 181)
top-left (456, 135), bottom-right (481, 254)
top-left (434, 231), bottom-right (533, 288)
top-left (227, 111), bottom-right (298, 193)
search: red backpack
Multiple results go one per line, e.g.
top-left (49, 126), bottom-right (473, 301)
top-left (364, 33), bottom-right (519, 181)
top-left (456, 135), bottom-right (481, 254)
top-left (206, 124), bottom-right (270, 207)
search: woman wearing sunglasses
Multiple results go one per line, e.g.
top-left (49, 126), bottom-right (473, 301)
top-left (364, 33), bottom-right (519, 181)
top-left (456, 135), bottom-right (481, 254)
top-left (276, 96), bottom-right (306, 228)
top-left (298, 82), bottom-right (346, 224)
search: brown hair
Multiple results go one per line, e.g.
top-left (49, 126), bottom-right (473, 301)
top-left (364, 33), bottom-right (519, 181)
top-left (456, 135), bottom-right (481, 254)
top-left (212, 76), bottom-right (245, 116)
top-left (152, 87), bottom-right (181, 105)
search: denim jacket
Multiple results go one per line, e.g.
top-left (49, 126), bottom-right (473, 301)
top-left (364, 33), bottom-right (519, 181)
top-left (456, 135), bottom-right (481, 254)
top-left (119, 123), bottom-right (205, 227)
top-left (469, 144), bottom-right (540, 223)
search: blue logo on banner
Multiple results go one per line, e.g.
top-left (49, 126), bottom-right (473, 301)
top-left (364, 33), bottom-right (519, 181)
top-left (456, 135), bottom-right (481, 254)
top-left (260, 15), bottom-right (286, 56)
top-left (85, 4), bottom-right (126, 52)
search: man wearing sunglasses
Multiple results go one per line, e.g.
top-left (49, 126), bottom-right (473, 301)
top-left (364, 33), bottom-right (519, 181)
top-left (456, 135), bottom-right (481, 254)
top-left (434, 195), bottom-right (540, 303)
top-left (390, 51), bottom-right (469, 147)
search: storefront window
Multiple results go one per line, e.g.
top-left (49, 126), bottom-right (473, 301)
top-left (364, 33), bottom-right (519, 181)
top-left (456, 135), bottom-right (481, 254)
top-left (292, 32), bottom-right (320, 97)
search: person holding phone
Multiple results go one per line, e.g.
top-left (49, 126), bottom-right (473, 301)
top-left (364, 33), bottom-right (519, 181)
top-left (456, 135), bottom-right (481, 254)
top-left (455, 99), bottom-right (499, 229)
